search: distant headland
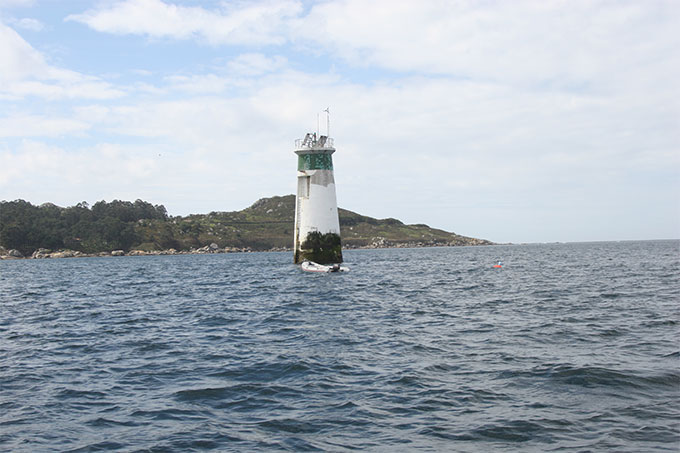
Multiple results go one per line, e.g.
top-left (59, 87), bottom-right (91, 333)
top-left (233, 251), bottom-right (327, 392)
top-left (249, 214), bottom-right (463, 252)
top-left (0, 195), bottom-right (492, 259)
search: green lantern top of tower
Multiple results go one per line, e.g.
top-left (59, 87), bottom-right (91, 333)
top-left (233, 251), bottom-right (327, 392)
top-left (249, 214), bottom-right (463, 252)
top-left (295, 133), bottom-right (335, 171)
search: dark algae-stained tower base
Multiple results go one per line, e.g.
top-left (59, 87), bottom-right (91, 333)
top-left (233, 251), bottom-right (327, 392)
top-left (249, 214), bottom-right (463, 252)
top-left (293, 128), bottom-right (343, 265)
top-left (298, 230), bottom-right (342, 265)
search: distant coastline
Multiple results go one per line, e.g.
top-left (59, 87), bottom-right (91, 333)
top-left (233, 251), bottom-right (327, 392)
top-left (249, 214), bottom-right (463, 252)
top-left (0, 241), bottom-right (490, 261)
top-left (0, 195), bottom-right (492, 260)
top-left (3, 239), bottom-right (677, 261)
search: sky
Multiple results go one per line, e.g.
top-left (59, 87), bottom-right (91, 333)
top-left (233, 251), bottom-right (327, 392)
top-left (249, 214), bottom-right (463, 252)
top-left (0, 0), bottom-right (678, 244)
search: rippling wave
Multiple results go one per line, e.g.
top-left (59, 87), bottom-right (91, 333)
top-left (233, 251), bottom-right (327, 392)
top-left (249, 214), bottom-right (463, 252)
top-left (1, 241), bottom-right (679, 451)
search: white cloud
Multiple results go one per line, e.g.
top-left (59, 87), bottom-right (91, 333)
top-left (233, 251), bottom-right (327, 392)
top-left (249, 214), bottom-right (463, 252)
top-left (299, 0), bottom-right (680, 92)
top-left (66, 0), bottom-right (680, 89)
top-left (8, 17), bottom-right (43, 31)
top-left (131, 69), bottom-right (152, 76)
top-left (66, 0), bottom-right (303, 46)
top-left (0, 20), bottom-right (45, 82)
top-left (0, 140), bottom-right (171, 205)
top-left (73, 105), bottom-right (110, 124)
top-left (160, 54), bottom-right (289, 93)
top-left (2, 78), bottom-right (125, 100)
top-left (227, 53), bottom-right (288, 76)
top-left (0, 0), bottom-right (34, 7)
top-left (163, 73), bottom-right (234, 94)
top-left (0, 114), bottom-right (89, 137)
top-left (0, 21), bottom-right (125, 99)
top-left (65, 68), bottom-right (675, 227)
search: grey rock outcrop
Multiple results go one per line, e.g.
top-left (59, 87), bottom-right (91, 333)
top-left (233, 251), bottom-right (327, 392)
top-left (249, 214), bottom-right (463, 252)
top-left (50, 250), bottom-right (79, 259)
top-left (32, 248), bottom-right (52, 259)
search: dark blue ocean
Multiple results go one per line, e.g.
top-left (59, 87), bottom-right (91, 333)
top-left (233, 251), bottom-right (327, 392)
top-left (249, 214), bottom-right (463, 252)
top-left (1, 241), bottom-right (679, 452)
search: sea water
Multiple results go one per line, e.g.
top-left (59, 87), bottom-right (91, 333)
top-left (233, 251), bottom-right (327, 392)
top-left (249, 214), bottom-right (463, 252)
top-left (1, 241), bottom-right (678, 452)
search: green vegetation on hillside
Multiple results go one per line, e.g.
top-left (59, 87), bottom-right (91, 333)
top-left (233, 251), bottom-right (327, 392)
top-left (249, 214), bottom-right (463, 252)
top-left (0, 199), bottom-right (168, 256)
top-left (0, 195), bottom-right (491, 256)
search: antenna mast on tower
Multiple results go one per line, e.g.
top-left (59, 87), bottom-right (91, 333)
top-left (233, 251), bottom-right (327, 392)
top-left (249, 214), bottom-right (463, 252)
top-left (324, 107), bottom-right (330, 137)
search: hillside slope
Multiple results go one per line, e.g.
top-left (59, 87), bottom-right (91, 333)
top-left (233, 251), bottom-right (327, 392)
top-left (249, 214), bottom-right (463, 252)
top-left (0, 195), bottom-right (491, 257)
top-left (166, 195), bottom-right (491, 250)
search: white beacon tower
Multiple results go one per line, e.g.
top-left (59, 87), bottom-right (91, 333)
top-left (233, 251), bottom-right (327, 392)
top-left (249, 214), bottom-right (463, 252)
top-left (293, 121), bottom-right (342, 264)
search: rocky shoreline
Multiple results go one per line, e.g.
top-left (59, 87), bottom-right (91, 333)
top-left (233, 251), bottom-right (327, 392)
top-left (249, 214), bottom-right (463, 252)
top-left (1, 237), bottom-right (491, 261)
top-left (0, 243), bottom-right (258, 260)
